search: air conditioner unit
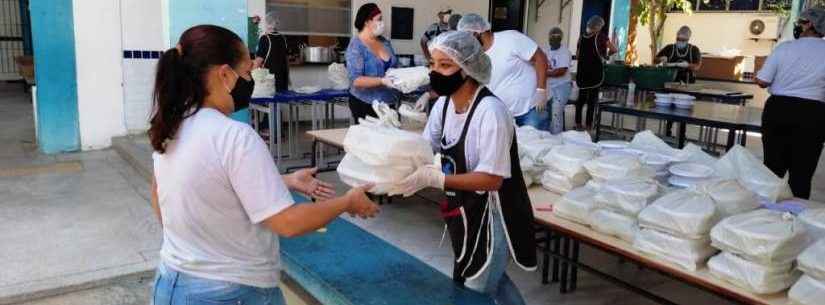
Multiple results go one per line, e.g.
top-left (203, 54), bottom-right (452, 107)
top-left (748, 16), bottom-right (781, 40)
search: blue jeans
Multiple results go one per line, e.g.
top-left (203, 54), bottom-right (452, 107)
top-left (549, 83), bottom-right (572, 134)
top-left (464, 201), bottom-right (528, 305)
top-left (152, 262), bottom-right (286, 305)
top-left (514, 107), bottom-right (550, 131)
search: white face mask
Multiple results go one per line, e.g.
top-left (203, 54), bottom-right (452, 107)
top-left (372, 20), bottom-right (385, 36)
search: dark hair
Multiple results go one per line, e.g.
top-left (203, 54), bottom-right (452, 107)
top-left (448, 14), bottom-right (462, 31)
top-left (149, 25), bottom-right (244, 153)
top-left (354, 3), bottom-right (380, 32)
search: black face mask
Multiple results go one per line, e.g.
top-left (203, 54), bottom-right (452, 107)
top-left (549, 39), bottom-right (562, 50)
top-left (429, 70), bottom-right (466, 96)
top-left (231, 76), bottom-right (255, 111)
top-left (793, 24), bottom-right (804, 39)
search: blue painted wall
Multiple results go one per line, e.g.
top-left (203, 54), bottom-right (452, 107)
top-left (610, 0), bottom-right (631, 60)
top-left (30, 0), bottom-right (80, 153)
top-left (167, 0), bottom-right (250, 122)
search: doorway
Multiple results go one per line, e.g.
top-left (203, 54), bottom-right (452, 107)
top-left (490, 0), bottom-right (527, 32)
top-left (580, 0), bottom-right (611, 36)
top-left (0, 0), bottom-right (36, 157)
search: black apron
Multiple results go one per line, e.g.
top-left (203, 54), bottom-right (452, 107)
top-left (576, 33), bottom-right (605, 90)
top-left (262, 33), bottom-right (290, 92)
top-left (438, 88), bottom-right (537, 283)
top-left (668, 44), bottom-right (696, 83)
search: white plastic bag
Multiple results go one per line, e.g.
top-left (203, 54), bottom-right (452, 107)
top-left (516, 125), bottom-right (552, 143)
top-left (594, 178), bottom-right (660, 217)
top-left (554, 186), bottom-right (600, 225)
top-left (707, 251), bottom-right (800, 294)
top-left (385, 66), bottom-right (430, 93)
top-left (589, 209), bottom-right (638, 242)
top-left (710, 209), bottom-right (809, 265)
top-left (638, 189), bottom-right (719, 239)
top-left (799, 208), bottom-right (825, 243)
top-left (540, 169), bottom-right (589, 194)
top-left (797, 239), bottom-right (825, 281)
top-left (397, 104), bottom-right (428, 129)
top-left (251, 68), bottom-right (276, 98)
top-left (628, 131), bottom-right (688, 162)
top-left (714, 145), bottom-right (793, 203)
top-left (543, 144), bottom-right (598, 179)
top-left (561, 131), bottom-right (599, 149)
top-left (682, 144), bottom-right (718, 168)
top-left (789, 275), bottom-right (825, 305)
top-left (343, 124), bottom-right (434, 167)
top-left (337, 154), bottom-right (414, 194)
top-left (633, 228), bottom-right (717, 271)
top-left (328, 63), bottom-right (350, 90)
top-left (519, 137), bottom-right (563, 163)
top-left (583, 154), bottom-right (642, 181)
top-left (693, 179), bottom-right (760, 218)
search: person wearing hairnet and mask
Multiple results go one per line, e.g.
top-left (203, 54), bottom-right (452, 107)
top-left (544, 27), bottom-right (573, 134)
top-left (414, 10), bottom-right (464, 114)
top-left (575, 15), bottom-right (617, 131)
top-left (654, 26), bottom-right (702, 83)
top-left (345, 3), bottom-right (400, 121)
top-left (755, 7), bottom-right (825, 200)
top-left (390, 31), bottom-right (536, 305)
top-left (254, 12), bottom-right (290, 92)
top-left (457, 13), bottom-right (550, 131)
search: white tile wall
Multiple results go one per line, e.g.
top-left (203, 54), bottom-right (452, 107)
top-left (122, 60), bottom-right (157, 133)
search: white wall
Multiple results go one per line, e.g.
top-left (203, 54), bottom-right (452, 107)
top-left (527, 0), bottom-right (577, 53)
top-left (634, 12), bottom-right (782, 65)
top-left (122, 0), bottom-right (165, 133)
top-left (248, 0), bottom-right (266, 17)
top-left (351, 0), bottom-right (490, 55)
top-left (72, 0), bottom-right (127, 149)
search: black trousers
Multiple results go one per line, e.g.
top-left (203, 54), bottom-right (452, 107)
top-left (761, 95), bottom-right (825, 199)
top-left (575, 87), bottom-right (600, 127)
top-left (348, 95), bottom-right (379, 122)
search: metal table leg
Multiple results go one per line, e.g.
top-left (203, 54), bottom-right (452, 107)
top-left (542, 228), bottom-right (551, 284)
top-left (571, 240), bottom-right (580, 291)
top-left (560, 236), bottom-right (571, 294)
top-left (551, 231), bottom-right (560, 283)
top-left (268, 103), bottom-right (279, 164)
top-left (677, 122), bottom-right (687, 148)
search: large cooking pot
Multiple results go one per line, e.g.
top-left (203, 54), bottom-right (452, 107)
top-left (301, 45), bottom-right (335, 63)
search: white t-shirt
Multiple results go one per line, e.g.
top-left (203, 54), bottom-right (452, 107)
top-left (152, 108), bottom-right (294, 288)
top-left (756, 37), bottom-right (825, 102)
top-left (544, 45), bottom-right (572, 88)
top-left (486, 30), bottom-right (539, 117)
top-left (423, 88), bottom-right (514, 178)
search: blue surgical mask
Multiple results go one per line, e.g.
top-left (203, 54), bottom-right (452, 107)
top-left (676, 41), bottom-right (688, 49)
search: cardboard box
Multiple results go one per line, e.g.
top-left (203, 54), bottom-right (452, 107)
top-left (696, 56), bottom-right (745, 81)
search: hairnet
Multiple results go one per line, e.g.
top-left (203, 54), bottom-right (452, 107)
top-left (448, 14), bottom-right (463, 30)
top-left (677, 26), bottom-right (692, 40)
top-left (549, 26), bottom-right (564, 37)
top-left (586, 16), bottom-right (605, 32)
top-left (800, 8), bottom-right (825, 35)
top-left (429, 31), bottom-right (491, 84)
top-left (457, 13), bottom-right (491, 33)
top-left (260, 12), bottom-right (279, 35)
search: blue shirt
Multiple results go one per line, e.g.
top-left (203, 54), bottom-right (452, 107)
top-left (346, 36), bottom-right (400, 104)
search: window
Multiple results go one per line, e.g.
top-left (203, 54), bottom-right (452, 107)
top-left (729, 0), bottom-right (759, 11)
top-left (670, 0), bottom-right (792, 12)
top-left (762, 0), bottom-right (793, 11)
top-left (698, 0), bottom-right (727, 11)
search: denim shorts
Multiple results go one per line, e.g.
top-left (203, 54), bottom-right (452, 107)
top-left (152, 262), bottom-right (286, 305)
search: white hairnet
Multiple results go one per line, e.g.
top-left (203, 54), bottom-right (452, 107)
top-left (260, 12), bottom-right (279, 35)
top-left (677, 26), bottom-right (692, 40)
top-left (800, 8), bottom-right (825, 35)
top-left (586, 16), bottom-right (605, 32)
top-left (429, 31), bottom-right (491, 84)
top-left (457, 13), bottom-right (491, 33)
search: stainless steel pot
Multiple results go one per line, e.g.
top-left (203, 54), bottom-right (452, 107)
top-left (301, 45), bottom-right (335, 63)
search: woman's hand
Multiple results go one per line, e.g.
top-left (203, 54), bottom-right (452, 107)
top-left (285, 168), bottom-right (336, 200)
top-left (345, 185), bottom-right (380, 218)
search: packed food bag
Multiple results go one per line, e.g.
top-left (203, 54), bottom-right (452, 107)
top-left (561, 130), bottom-right (600, 150)
top-left (798, 208), bottom-right (825, 242)
top-left (554, 186), bottom-right (600, 225)
top-left (516, 125), bottom-right (552, 143)
top-left (384, 66), bottom-right (430, 93)
top-left (519, 137), bottom-right (563, 163)
top-left (707, 251), bottom-right (800, 294)
top-left (638, 189), bottom-right (719, 239)
top-left (788, 275), bottom-right (825, 305)
top-left (797, 239), bottom-right (825, 281)
top-left (693, 179), bottom-right (760, 218)
top-left (583, 154), bottom-right (643, 181)
top-left (397, 104), bottom-right (428, 130)
top-left (633, 228), bottom-right (717, 271)
top-left (710, 209), bottom-right (809, 266)
top-left (594, 178), bottom-right (660, 217)
top-left (251, 68), bottom-right (276, 98)
top-left (628, 131), bottom-right (689, 162)
top-left (681, 144), bottom-right (718, 168)
top-left (540, 169), bottom-right (589, 194)
top-left (543, 144), bottom-right (598, 179)
top-left (714, 145), bottom-right (793, 203)
top-left (589, 209), bottom-right (638, 242)
top-left (328, 63), bottom-right (349, 89)
top-left (337, 154), bottom-right (415, 194)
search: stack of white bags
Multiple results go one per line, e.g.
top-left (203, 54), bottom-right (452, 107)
top-left (384, 66), bottom-right (430, 94)
top-left (336, 104), bottom-right (434, 194)
top-left (708, 209), bottom-right (806, 294)
top-left (787, 208), bottom-right (825, 304)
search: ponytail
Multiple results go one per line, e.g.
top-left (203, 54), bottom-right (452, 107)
top-left (148, 25), bottom-right (244, 153)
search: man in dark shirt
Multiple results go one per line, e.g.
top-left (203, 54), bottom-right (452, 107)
top-left (655, 26), bottom-right (702, 83)
top-left (420, 8), bottom-right (453, 61)
top-left (254, 13), bottom-right (290, 92)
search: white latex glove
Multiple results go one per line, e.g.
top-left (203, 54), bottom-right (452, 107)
top-left (414, 92), bottom-right (431, 112)
top-left (658, 56), bottom-right (669, 64)
top-left (532, 88), bottom-right (548, 112)
top-left (389, 165), bottom-right (445, 197)
top-left (676, 61), bottom-right (690, 68)
top-left (381, 76), bottom-right (395, 88)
